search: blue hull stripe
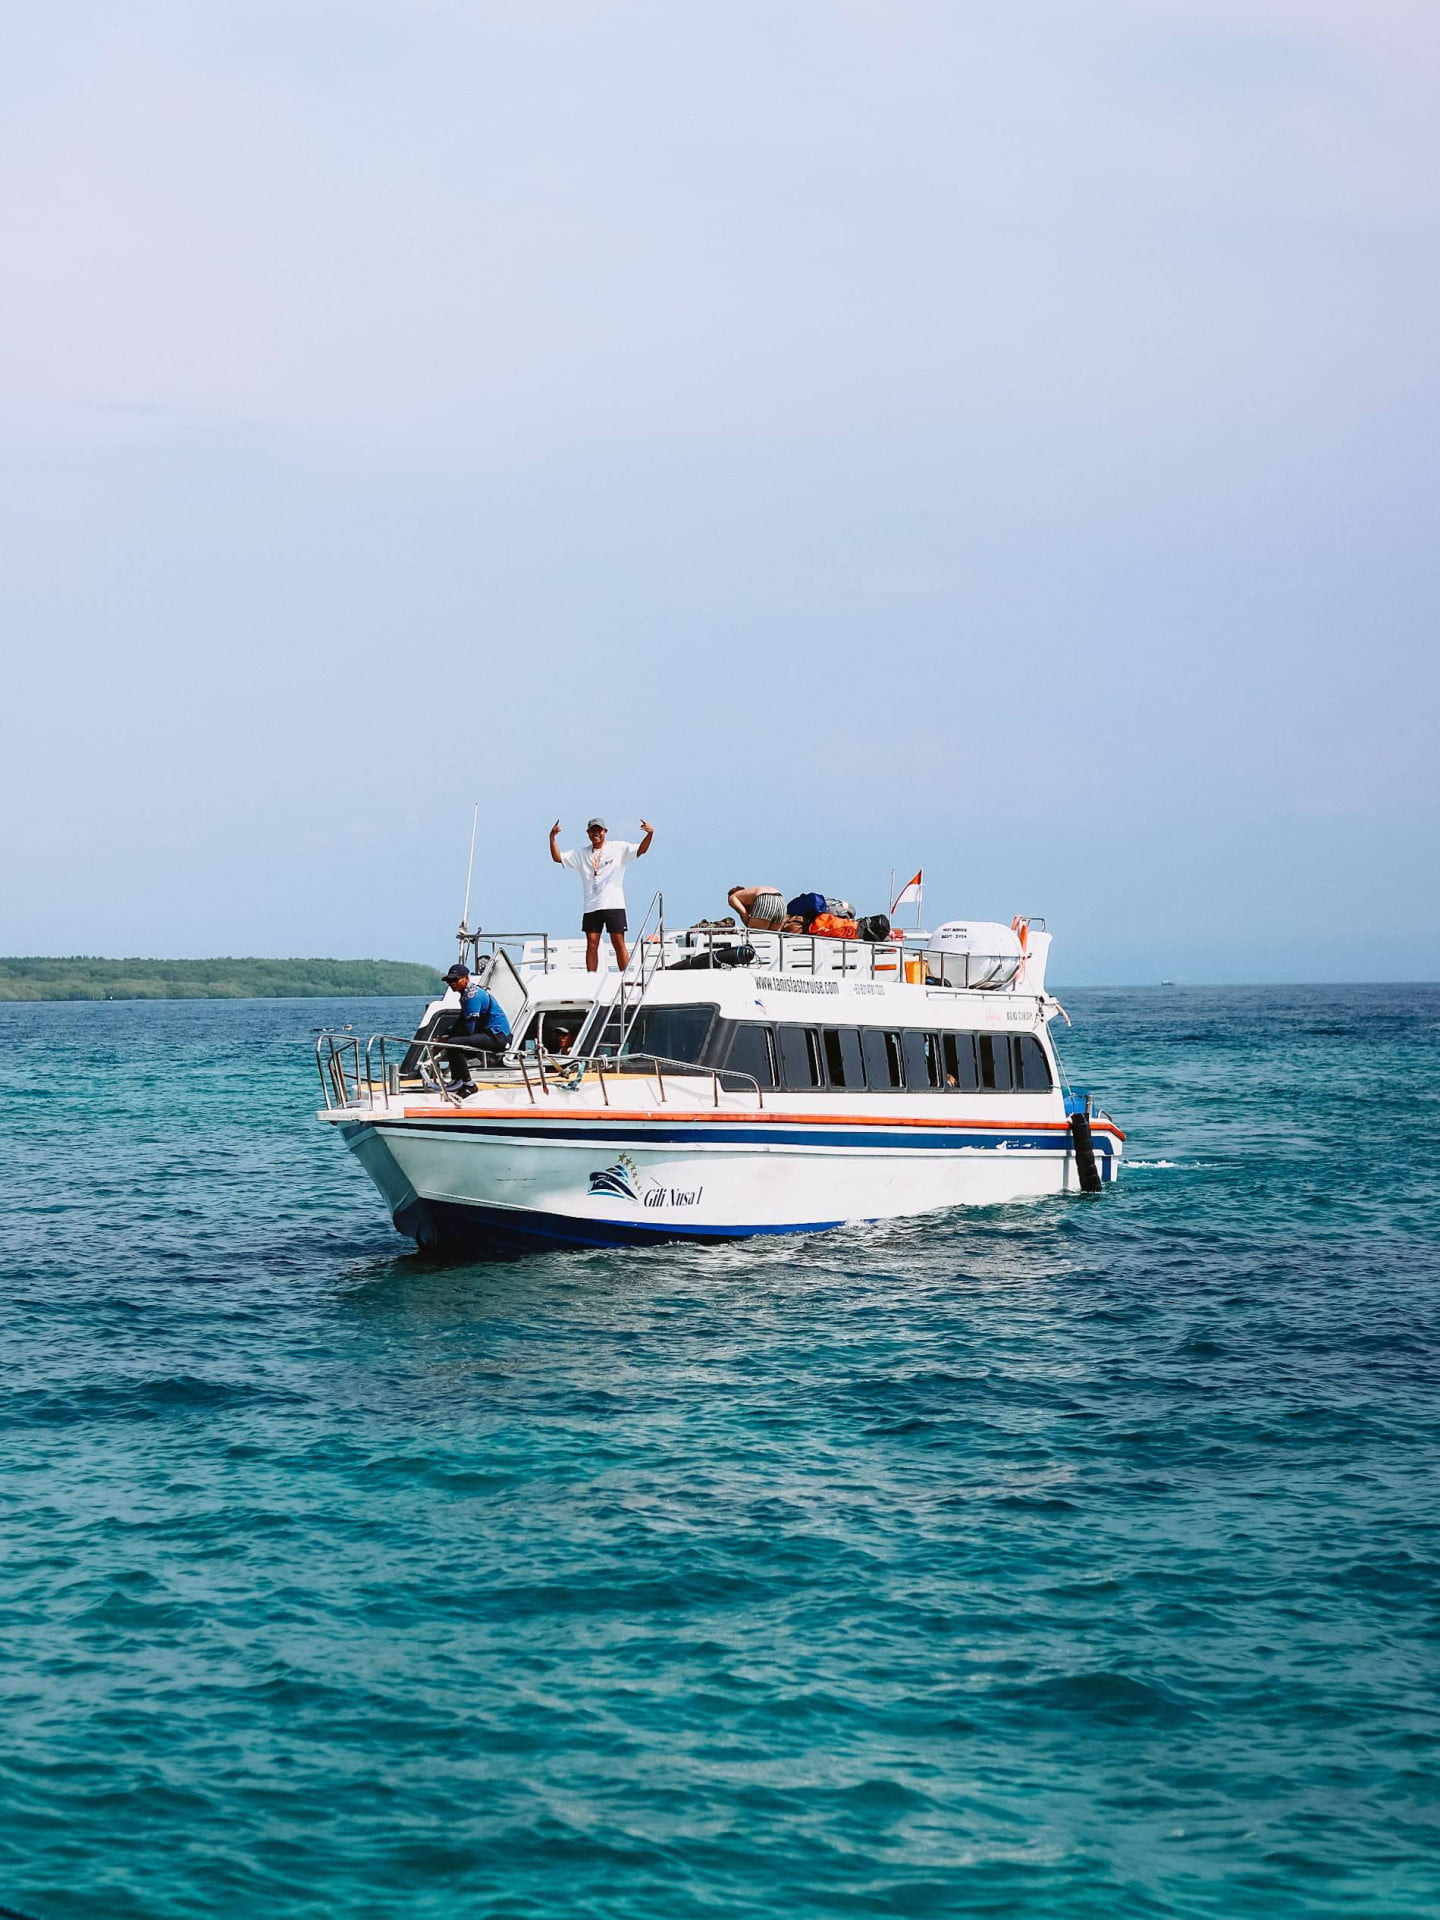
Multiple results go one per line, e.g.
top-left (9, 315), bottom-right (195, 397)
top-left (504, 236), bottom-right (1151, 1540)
top-left (377, 1120), bottom-right (1114, 1157)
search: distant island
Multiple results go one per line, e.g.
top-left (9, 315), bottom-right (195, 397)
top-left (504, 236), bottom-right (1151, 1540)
top-left (0, 957), bottom-right (446, 1002)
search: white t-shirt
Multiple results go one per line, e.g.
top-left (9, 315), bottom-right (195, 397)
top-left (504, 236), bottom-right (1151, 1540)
top-left (561, 839), bottom-right (638, 912)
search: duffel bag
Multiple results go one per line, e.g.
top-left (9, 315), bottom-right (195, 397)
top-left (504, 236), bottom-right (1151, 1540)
top-left (786, 891), bottom-right (827, 923)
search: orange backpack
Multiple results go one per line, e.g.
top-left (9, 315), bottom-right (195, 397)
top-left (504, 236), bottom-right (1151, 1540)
top-left (810, 912), bottom-right (859, 939)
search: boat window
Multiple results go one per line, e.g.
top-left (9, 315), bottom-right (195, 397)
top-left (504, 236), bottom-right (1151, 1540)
top-left (620, 1003), bottom-right (716, 1067)
top-left (862, 1028), bottom-right (903, 1090)
top-left (1013, 1034), bottom-right (1053, 1091)
top-left (901, 1030), bottom-right (940, 1089)
top-left (978, 1033), bottom-right (1013, 1091)
top-left (822, 1027), bottom-right (864, 1088)
top-left (543, 1011), bottom-right (588, 1055)
top-left (518, 1008), bottom-right (589, 1053)
top-left (777, 1025), bottom-right (823, 1089)
top-left (721, 1021), bottom-right (776, 1090)
top-left (942, 1032), bottom-right (978, 1091)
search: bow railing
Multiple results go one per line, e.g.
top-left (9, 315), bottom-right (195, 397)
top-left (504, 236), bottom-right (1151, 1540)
top-left (314, 1027), bottom-right (766, 1114)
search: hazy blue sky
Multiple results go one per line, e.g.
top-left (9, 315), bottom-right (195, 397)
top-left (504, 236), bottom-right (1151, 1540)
top-left (2, 0), bottom-right (1436, 981)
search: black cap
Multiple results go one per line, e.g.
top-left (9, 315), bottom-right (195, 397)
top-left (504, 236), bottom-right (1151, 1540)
top-left (444, 963), bottom-right (470, 983)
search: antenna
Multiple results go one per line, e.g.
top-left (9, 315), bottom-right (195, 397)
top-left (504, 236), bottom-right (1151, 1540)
top-left (458, 802), bottom-right (479, 947)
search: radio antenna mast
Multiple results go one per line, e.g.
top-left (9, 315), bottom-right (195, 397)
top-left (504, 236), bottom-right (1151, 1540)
top-left (458, 802), bottom-right (479, 950)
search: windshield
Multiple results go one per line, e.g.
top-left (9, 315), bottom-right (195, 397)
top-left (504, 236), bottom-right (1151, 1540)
top-left (616, 1004), bottom-right (717, 1068)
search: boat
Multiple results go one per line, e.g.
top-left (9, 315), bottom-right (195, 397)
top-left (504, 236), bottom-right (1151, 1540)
top-left (315, 901), bottom-right (1124, 1255)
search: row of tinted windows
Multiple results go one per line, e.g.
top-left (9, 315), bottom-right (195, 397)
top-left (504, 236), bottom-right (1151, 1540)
top-left (728, 1023), bottom-right (1052, 1093)
top-left (619, 1004), bottom-right (1052, 1093)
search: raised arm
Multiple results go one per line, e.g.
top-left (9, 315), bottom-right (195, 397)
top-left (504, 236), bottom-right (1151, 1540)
top-left (637, 818), bottom-right (655, 857)
top-left (549, 820), bottom-right (564, 865)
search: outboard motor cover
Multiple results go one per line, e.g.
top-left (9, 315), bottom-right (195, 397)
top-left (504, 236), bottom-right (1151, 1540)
top-left (926, 920), bottom-right (1024, 990)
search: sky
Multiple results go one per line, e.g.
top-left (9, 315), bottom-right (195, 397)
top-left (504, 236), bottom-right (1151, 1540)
top-left (1, 0), bottom-right (1436, 983)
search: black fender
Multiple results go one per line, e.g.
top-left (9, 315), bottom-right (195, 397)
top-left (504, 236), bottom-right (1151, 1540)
top-left (1069, 1110), bottom-right (1104, 1193)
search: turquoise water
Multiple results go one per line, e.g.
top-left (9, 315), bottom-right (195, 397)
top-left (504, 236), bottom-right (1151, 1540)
top-left (2, 986), bottom-right (1438, 1918)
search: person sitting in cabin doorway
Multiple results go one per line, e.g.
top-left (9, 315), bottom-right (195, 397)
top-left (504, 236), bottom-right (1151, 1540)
top-left (441, 962), bottom-right (511, 1094)
top-left (726, 885), bottom-right (798, 932)
top-left (549, 815), bottom-right (655, 972)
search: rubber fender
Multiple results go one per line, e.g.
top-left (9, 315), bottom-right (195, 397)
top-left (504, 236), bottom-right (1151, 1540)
top-left (1069, 1110), bottom-right (1104, 1193)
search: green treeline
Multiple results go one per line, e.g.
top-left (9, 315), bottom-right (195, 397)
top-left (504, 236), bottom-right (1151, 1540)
top-left (0, 957), bottom-right (446, 1002)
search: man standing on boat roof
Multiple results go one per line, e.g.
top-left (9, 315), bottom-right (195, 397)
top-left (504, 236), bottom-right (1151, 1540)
top-left (549, 815), bottom-right (654, 972)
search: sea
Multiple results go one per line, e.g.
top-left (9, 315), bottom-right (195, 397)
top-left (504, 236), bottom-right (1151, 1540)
top-left (2, 984), bottom-right (1438, 1919)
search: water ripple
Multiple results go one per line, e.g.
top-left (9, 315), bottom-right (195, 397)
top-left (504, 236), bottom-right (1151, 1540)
top-left (1, 987), bottom-right (1438, 1917)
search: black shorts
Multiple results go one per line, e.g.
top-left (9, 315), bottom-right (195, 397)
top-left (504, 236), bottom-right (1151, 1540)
top-left (582, 908), bottom-right (628, 936)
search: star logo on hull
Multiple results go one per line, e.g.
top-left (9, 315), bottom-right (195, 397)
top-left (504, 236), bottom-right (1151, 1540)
top-left (587, 1154), bottom-right (641, 1201)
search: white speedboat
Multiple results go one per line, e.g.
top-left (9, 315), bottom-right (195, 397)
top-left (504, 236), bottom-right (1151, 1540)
top-left (316, 907), bottom-right (1123, 1255)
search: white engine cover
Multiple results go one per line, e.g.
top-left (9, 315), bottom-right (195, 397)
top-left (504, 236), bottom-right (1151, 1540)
top-left (926, 919), bottom-right (1024, 989)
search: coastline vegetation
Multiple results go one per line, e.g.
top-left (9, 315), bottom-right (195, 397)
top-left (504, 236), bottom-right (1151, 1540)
top-left (0, 957), bottom-right (445, 1002)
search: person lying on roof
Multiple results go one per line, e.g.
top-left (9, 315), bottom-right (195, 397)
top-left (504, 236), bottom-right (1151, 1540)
top-left (727, 885), bottom-right (801, 932)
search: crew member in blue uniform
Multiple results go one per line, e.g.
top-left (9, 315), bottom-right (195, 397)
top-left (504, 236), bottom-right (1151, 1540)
top-left (441, 962), bottom-right (511, 1094)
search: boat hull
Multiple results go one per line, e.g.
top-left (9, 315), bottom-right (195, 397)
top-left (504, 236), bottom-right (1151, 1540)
top-left (337, 1104), bottom-right (1122, 1257)
top-left (390, 1194), bottom-right (841, 1254)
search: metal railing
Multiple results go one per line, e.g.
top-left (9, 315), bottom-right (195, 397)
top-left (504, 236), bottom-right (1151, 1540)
top-left (314, 1027), bottom-right (765, 1115)
top-left (317, 1031), bottom-right (365, 1110)
top-left (454, 929), bottom-right (626, 977)
top-left (449, 919), bottom-right (1037, 992)
top-left (453, 919), bottom-right (915, 982)
top-left (456, 922), bottom-right (911, 981)
top-left (601, 1049), bottom-right (766, 1109)
top-left (316, 1029), bottom-right (532, 1112)
top-left (668, 923), bottom-right (916, 981)
top-left (457, 930), bottom-right (553, 975)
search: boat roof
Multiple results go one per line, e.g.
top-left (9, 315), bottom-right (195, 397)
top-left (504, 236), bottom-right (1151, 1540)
top-left (452, 920), bottom-right (1053, 1004)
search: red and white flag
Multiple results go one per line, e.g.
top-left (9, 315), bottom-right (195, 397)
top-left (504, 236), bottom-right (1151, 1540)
top-left (891, 870), bottom-right (923, 913)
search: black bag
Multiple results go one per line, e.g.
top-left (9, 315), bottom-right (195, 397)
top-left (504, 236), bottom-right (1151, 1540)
top-left (666, 944), bottom-right (756, 971)
top-left (856, 913), bottom-right (891, 943)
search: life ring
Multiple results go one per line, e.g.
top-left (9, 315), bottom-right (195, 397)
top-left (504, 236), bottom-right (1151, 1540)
top-left (1011, 915), bottom-right (1029, 951)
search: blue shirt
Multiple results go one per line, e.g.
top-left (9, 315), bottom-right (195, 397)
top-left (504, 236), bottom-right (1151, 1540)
top-left (458, 984), bottom-right (511, 1039)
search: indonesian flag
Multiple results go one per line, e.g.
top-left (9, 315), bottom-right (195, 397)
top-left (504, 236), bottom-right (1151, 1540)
top-left (891, 870), bottom-right (923, 913)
